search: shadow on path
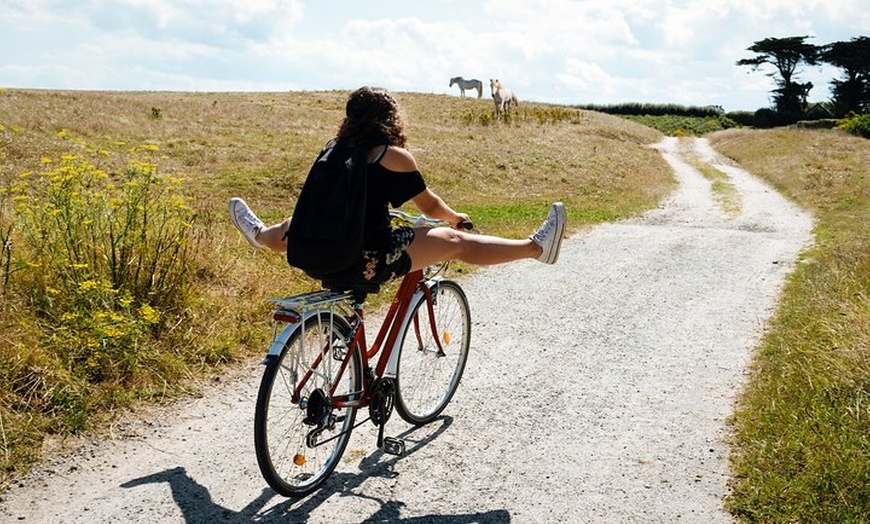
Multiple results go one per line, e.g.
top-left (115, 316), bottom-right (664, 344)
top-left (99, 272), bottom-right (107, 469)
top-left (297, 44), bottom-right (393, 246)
top-left (122, 416), bottom-right (511, 523)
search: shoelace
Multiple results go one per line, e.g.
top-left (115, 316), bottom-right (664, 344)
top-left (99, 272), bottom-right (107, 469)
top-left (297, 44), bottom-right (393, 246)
top-left (533, 213), bottom-right (556, 242)
top-left (237, 208), bottom-right (261, 229)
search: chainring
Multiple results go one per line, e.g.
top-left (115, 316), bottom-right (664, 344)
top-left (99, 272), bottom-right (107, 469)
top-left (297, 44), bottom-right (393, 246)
top-left (368, 378), bottom-right (396, 426)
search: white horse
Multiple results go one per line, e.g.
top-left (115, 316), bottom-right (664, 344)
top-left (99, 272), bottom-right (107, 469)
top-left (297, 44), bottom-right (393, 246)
top-left (449, 76), bottom-right (483, 99)
top-left (489, 79), bottom-right (518, 120)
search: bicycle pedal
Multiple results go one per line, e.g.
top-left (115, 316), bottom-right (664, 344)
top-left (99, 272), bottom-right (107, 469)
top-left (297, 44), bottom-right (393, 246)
top-left (382, 437), bottom-right (405, 456)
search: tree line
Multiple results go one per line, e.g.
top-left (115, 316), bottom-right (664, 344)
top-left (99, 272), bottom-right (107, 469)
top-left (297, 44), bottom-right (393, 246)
top-left (738, 35), bottom-right (870, 121)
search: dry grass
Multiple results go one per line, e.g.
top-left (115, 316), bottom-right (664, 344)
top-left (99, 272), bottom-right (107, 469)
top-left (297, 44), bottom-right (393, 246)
top-left (0, 88), bottom-right (671, 485)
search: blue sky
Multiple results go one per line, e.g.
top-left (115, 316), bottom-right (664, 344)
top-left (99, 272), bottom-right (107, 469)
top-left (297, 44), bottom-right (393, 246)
top-left (1, 0), bottom-right (867, 111)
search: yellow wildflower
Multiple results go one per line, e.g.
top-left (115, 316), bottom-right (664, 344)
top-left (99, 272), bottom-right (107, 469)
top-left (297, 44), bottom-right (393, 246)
top-left (138, 304), bottom-right (161, 324)
top-left (79, 280), bottom-right (99, 291)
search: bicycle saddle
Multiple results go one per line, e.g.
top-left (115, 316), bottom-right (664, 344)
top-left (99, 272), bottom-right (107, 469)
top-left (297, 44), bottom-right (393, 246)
top-left (321, 279), bottom-right (381, 299)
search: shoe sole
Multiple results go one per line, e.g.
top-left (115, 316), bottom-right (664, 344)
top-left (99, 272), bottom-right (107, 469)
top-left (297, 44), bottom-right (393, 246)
top-left (228, 198), bottom-right (263, 249)
top-left (542, 203), bottom-right (566, 264)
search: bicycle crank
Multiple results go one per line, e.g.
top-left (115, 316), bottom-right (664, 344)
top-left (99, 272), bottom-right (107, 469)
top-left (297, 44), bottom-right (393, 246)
top-left (369, 378), bottom-right (404, 454)
top-left (369, 378), bottom-right (395, 427)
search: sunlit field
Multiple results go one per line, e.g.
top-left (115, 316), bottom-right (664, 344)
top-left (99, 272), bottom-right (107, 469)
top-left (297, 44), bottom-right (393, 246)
top-left (0, 89), bottom-right (671, 485)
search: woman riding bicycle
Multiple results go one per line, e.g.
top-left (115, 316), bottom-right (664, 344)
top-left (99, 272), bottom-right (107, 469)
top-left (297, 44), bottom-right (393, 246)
top-left (229, 86), bottom-right (566, 284)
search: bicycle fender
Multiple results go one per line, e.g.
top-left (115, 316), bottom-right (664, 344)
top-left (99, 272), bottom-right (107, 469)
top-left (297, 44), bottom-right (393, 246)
top-left (265, 305), bottom-right (347, 363)
top-left (263, 308), bottom-right (323, 364)
top-left (383, 277), bottom-right (442, 376)
top-left (263, 323), bottom-right (298, 365)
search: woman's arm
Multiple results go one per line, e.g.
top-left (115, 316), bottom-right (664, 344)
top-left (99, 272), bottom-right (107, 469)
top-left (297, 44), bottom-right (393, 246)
top-left (381, 146), bottom-right (469, 228)
top-left (411, 188), bottom-right (469, 228)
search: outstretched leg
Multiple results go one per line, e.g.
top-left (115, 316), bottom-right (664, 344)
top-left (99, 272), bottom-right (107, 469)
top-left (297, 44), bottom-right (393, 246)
top-left (231, 198), bottom-right (568, 268)
top-left (406, 202), bottom-right (566, 269)
top-left (229, 197), bottom-right (288, 252)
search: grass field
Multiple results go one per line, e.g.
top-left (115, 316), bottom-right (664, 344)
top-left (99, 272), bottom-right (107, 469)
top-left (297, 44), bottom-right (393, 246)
top-left (0, 89), bottom-right (670, 487)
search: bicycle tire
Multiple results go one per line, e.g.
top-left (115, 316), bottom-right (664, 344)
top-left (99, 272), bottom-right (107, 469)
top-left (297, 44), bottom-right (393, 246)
top-left (254, 311), bottom-right (361, 497)
top-left (395, 280), bottom-right (471, 425)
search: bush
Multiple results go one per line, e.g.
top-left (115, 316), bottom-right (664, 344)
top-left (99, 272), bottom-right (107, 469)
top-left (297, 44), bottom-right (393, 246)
top-left (0, 140), bottom-right (197, 435)
top-left (837, 113), bottom-right (870, 138)
top-left (620, 114), bottom-right (739, 136)
top-left (573, 102), bottom-right (724, 118)
top-left (726, 111), bottom-right (756, 127)
top-left (753, 108), bottom-right (810, 128)
top-left (7, 146), bottom-right (194, 313)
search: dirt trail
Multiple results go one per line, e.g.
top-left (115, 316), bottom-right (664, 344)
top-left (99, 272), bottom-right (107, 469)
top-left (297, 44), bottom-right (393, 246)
top-left (1, 137), bottom-right (813, 523)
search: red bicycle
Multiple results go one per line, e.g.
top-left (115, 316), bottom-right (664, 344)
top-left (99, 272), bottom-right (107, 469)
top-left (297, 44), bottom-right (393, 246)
top-left (253, 211), bottom-right (472, 497)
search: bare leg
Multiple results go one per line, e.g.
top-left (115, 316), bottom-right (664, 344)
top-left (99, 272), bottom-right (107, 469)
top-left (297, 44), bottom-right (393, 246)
top-left (256, 219), bottom-right (290, 253)
top-left (405, 227), bottom-right (540, 272)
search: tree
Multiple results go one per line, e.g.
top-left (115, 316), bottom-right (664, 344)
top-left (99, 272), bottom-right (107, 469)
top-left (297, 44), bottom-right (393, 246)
top-left (737, 36), bottom-right (819, 116)
top-left (820, 36), bottom-right (870, 115)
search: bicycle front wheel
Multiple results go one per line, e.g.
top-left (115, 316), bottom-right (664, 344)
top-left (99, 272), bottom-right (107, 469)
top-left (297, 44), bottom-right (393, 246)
top-left (395, 280), bottom-right (471, 425)
top-left (254, 311), bottom-right (361, 497)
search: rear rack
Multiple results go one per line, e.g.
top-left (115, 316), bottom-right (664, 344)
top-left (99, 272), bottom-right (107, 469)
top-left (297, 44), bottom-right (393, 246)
top-left (268, 290), bottom-right (352, 313)
top-left (268, 291), bottom-right (357, 326)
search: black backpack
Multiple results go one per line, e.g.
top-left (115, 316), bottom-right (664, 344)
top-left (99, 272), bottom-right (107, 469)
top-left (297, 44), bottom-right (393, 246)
top-left (285, 138), bottom-right (378, 279)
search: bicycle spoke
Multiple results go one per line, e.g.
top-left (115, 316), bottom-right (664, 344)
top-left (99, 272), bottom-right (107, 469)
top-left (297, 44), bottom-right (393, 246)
top-left (396, 281), bottom-right (470, 425)
top-left (254, 312), bottom-right (360, 497)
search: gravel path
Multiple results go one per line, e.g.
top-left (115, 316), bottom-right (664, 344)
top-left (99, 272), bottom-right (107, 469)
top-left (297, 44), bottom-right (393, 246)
top-left (1, 137), bottom-right (813, 523)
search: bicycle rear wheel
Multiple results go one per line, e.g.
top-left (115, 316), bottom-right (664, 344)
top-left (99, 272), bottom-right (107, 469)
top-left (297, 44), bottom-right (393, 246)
top-left (395, 280), bottom-right (471, 425)
top-left (254, 311), bottom-right (361, 497)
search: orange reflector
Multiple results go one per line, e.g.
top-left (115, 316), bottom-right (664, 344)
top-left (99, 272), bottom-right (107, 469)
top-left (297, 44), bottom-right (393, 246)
top-left (443, 331), bottom-right (451, 345)
top-left (293, 454), bottom-right (306, 466)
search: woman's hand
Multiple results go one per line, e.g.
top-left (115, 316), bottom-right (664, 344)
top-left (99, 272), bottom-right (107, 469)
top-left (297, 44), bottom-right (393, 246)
top-left (452, 213), bottom-right (473, 231)
top-left (412, 189), bottom-right (473, 230)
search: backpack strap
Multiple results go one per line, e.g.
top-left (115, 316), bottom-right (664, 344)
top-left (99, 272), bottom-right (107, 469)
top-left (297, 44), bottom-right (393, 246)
top-left (369, 144), bottom-right (389, 164)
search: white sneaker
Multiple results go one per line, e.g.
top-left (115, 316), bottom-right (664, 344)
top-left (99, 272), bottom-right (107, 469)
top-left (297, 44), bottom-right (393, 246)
top-left (228, 197), bottom-right (264, 248)
top-left (530, 202), bottom-right (566, 264)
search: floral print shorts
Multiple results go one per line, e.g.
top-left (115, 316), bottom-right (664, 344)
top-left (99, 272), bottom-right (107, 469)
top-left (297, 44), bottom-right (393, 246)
top-left (361, 226), bottom-right (415, 283)
top-left (327, 226), bottom-right (415, 285)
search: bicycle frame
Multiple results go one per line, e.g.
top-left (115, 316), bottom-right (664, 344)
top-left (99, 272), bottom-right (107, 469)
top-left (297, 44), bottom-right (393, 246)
top-left (265, 268), bottom-right (445, 412)
top-left (254, 211), bottom-right (473, 496)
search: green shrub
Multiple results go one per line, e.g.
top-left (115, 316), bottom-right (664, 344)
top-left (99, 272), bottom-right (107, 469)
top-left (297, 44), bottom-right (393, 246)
top-left (837, 113), bottom-right (870, 138)
top-left (620, 114), bottom-right (739, 136)
top-left (8, 145), bottom-right (195, 313)
top-left (573, 102), bottom-right (724, 118)
top-left (726, 111), bottom-right (756, 127)
top-left (0, 133), bottom-right (210, 481)
top-left (1, 141), bottom-right (196, 399)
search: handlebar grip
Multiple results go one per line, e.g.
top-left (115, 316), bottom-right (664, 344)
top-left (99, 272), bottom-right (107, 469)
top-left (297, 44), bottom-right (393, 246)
top-left (457, 220), bottom-right (474, 231)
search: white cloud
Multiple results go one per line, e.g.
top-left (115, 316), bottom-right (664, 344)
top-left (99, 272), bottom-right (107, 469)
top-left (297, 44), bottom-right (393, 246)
top-left (0, 0), bottom-right (866, 110)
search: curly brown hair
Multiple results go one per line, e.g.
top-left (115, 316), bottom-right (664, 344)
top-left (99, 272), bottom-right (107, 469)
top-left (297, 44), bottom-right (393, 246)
top-left (337, 86), bottom-right (407, 148)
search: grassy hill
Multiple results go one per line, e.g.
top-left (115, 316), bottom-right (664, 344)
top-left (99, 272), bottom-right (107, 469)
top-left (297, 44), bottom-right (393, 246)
top-left (0, 89), bottom-right (670, 485)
